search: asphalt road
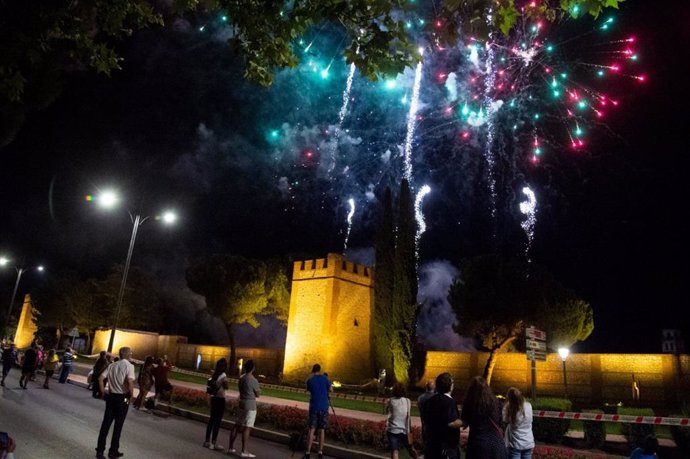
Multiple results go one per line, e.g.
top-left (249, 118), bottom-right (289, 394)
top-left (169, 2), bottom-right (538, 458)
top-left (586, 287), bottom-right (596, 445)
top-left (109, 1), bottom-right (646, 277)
top-left (0, 370), bottom-right (331, 459)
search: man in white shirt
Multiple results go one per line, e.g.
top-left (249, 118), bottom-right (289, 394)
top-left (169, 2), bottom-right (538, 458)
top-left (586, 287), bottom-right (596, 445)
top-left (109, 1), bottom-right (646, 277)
top-left (96, 347), bottom-right (135, 459)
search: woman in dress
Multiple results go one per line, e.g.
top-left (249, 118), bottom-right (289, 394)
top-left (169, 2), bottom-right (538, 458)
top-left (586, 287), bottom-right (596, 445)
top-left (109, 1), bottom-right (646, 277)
top-left (385, 382), bottom-right (419, 459)
top-left (203, 358), bottom-right (229, 451)
top-left (503, 387), bottom-right (534, 459)
top-left (460, 376), bottom-right (508, 459)
top-left (133, 355), bottom-right (155, 411)
top-left (42, 349), bottom-right (59, 389)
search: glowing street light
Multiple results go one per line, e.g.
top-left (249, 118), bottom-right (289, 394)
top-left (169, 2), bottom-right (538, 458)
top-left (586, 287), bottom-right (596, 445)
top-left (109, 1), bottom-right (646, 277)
top-left (91, 190), bottom-right (177, 352)
top-left (558, 347), bottom-right (570, 399)
top-left (1, 259), bottom-right (45, 330)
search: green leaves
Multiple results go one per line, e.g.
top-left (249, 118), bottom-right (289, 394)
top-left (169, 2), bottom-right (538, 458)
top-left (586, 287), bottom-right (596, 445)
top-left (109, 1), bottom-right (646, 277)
top-left (498, 1), bottom-right (519, 36)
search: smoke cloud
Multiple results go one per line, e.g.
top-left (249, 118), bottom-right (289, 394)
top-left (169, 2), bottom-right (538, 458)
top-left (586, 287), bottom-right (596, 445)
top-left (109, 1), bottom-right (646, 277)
top-left (417, 260), bottom-right (477, 351)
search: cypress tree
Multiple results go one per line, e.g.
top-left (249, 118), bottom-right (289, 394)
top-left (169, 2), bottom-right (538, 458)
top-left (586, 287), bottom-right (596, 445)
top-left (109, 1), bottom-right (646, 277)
top-left (392, 179), bottom-right (418, 383)
top-left (373, 187), bottom-right (395, 378)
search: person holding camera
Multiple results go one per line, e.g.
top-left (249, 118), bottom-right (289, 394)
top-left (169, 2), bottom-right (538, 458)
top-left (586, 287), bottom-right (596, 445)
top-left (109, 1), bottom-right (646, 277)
top-left (95, 347), bottom-right (135, 459)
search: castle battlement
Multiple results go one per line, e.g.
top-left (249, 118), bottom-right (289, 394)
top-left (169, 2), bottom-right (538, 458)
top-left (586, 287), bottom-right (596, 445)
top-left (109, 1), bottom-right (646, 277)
top-left (292, 253), bottom-right (374, 286)
top-left (283, 253), bottom-right (375, 383)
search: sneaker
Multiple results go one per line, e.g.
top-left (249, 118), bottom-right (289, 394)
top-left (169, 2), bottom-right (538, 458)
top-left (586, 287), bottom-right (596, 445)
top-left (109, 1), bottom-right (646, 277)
top-left (107, 452), bottom-right (124, 458)
top-left (227, 449), bottom-right (236, 455)
top-left (211, 444), bottom-right (225, 451)
top-left (240, 453), bottom-right (256, 458)
top-left (203, 442), bottom-right (211, 448)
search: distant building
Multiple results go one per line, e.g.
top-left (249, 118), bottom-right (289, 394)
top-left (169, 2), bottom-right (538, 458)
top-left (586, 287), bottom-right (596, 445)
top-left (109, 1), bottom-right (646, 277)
top-left (661, 329), bottom-right (685, 354)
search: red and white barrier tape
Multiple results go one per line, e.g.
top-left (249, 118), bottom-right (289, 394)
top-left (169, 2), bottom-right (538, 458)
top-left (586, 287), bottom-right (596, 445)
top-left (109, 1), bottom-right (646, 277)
top-left (535, 410), bottom-right (690, 427)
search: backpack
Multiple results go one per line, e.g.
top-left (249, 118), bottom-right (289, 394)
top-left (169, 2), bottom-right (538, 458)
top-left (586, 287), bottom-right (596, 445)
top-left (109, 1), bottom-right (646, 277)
top-left (206, 377), bottom-right (219, 395)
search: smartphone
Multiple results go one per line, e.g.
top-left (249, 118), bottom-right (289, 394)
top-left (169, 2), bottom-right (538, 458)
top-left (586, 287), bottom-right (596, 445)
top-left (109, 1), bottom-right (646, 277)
top-left (0, 431), bottom-right (8, 449)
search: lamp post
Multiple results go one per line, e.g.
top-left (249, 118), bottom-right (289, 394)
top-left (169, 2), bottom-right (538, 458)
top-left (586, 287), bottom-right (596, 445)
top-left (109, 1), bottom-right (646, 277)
top-left (91, 191), bottom-right (176, 352)
top-left (1, 259), bottom-right (45, 330)
top-left (558, 347), bottom-right (570, 399)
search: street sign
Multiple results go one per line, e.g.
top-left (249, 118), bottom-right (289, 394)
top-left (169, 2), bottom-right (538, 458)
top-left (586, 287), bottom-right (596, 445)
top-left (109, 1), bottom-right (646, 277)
top-left (526, 326), bottom-right (547, 340)
top-left (69, 326), bottom-right (80, 338)
top-left (526, 339), bottom-right (547, 351)
top-left (526, 350), bottom-right (547, 361)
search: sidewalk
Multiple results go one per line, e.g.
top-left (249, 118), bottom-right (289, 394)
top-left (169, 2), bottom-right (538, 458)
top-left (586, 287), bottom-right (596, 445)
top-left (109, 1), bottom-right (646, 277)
top-left (70, 361), bottom-right (412, 426)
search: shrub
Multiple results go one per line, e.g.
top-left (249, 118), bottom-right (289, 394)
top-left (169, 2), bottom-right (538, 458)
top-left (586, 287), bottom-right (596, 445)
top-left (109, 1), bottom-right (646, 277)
top-left (581, 409), bottom-right (606, 449)
top-left (171, 387), bottom-right (208, 408)
top-left (617, 406), bottom-right (655, 448)
top-left (533, 445), bottom-right (608, 459)
top-left (532, 398), bottom-right (572, 444)
top-left (670, 414), bottom-right (690, 456)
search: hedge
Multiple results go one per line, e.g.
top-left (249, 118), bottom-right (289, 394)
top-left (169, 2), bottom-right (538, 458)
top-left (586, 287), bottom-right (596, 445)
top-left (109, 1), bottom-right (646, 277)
top-left (168, 387), bottom-right (421, 450)
top-left (532, 398), bottom-right (572, 444)
top-left (581, 409), bottom-right (606, 449)
top-left (617, 406), bottom-right (655, 448)
top-left (670, 414), bottom-right (690, 456)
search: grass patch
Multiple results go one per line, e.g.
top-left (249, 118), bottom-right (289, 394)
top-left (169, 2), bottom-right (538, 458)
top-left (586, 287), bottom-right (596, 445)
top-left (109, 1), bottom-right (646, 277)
top-left (165, 372), bottom-right (417, 416)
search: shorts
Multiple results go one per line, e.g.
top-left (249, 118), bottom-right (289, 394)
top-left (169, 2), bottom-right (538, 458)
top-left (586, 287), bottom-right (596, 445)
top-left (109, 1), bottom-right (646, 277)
top-left (308, 410), bottom-right (329, 429)
top-left (386, 432), bottom-right (408, 451)
top-left (236, 408), bottom-right (256, 428)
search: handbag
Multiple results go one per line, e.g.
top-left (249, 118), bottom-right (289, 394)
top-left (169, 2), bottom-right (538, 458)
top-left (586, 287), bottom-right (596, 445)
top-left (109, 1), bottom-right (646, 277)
top-left (405, 398), bottom-right (414, 445)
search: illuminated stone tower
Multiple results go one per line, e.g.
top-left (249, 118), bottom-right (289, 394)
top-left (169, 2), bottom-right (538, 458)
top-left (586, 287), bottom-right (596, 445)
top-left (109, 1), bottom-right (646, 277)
top-left (14, 294), bottom-right (38, 348)
top-left (283, 253), bottom-right (375, 383)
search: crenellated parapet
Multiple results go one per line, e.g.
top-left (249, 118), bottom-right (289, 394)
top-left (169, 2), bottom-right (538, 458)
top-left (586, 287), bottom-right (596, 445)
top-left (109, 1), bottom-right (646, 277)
top-left (292, 253), bottom-right (374, 286)
top-left (283, 253), bottom-right (375, 383)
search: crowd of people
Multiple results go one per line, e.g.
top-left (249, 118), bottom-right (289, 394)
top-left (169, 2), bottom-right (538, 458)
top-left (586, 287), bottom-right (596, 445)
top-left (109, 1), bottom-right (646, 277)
top-left (402, 373), bottom-right (535, 459)
top-left (0, 340), bottom-right (77, 389)
top-left (2, 341), bottom-right (663, 459)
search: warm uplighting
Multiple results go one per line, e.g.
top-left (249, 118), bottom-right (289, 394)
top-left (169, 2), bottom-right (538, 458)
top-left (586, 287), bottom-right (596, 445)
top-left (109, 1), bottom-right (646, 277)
top-left (558, 347), bottom-right (570, 398)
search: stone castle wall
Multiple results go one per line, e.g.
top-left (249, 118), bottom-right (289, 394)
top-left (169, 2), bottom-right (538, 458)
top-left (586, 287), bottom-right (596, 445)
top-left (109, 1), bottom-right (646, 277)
top-left (283, 253), bottom-right (375, 383)
top-left (421, 351), bottom-right (690, 408)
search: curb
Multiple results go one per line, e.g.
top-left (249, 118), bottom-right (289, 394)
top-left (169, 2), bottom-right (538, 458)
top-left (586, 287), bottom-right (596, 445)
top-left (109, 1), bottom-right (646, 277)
top-left (158, 403), bottom-right (387, 459)
top-left (58, 372), bottom-right (384, 459)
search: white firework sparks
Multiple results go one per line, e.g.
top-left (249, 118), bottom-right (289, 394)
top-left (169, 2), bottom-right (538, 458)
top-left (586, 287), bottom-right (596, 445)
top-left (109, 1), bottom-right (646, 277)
top-left (403, 48), bottom-right (424, 181)
top-left (415, 185), bottom-right (432, 243)
top-left (328, 60), bottom-right (357, 174)
top-left (343, 198), bottom-right (356, 250)
top-left (519, 186), bottom-right (538, 262)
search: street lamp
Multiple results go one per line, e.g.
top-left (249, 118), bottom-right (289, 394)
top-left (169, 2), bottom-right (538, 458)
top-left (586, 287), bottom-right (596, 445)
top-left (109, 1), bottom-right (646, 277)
top-left (1, 259), bottom-right (45, 329)
top-left (558, 347), bottom-right (570, 399)
top-left (91, 191), bottom-right (176, 352)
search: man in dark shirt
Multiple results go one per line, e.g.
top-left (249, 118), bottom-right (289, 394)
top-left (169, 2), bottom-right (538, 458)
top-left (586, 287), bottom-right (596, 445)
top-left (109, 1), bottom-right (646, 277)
top-left (423, 372), bottom-right (462, 459)
top-left (1, 343), bottom-right (17, 386)
top-left (417, 380), bottom-right (436, 444)
top-left (19, 345), bottom-right (37, 389)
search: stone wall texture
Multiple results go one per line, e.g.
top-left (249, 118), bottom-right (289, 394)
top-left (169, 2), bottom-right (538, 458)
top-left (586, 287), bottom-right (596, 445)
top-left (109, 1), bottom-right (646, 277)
top-left (283, 253), bottom-right (375, 383)
top-left (421, 351), bottom-right (690, 408)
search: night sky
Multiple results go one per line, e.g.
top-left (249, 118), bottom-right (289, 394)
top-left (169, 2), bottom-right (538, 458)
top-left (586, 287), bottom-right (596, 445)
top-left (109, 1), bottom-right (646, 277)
top-left (0, 0), bottom-right (688, 353)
